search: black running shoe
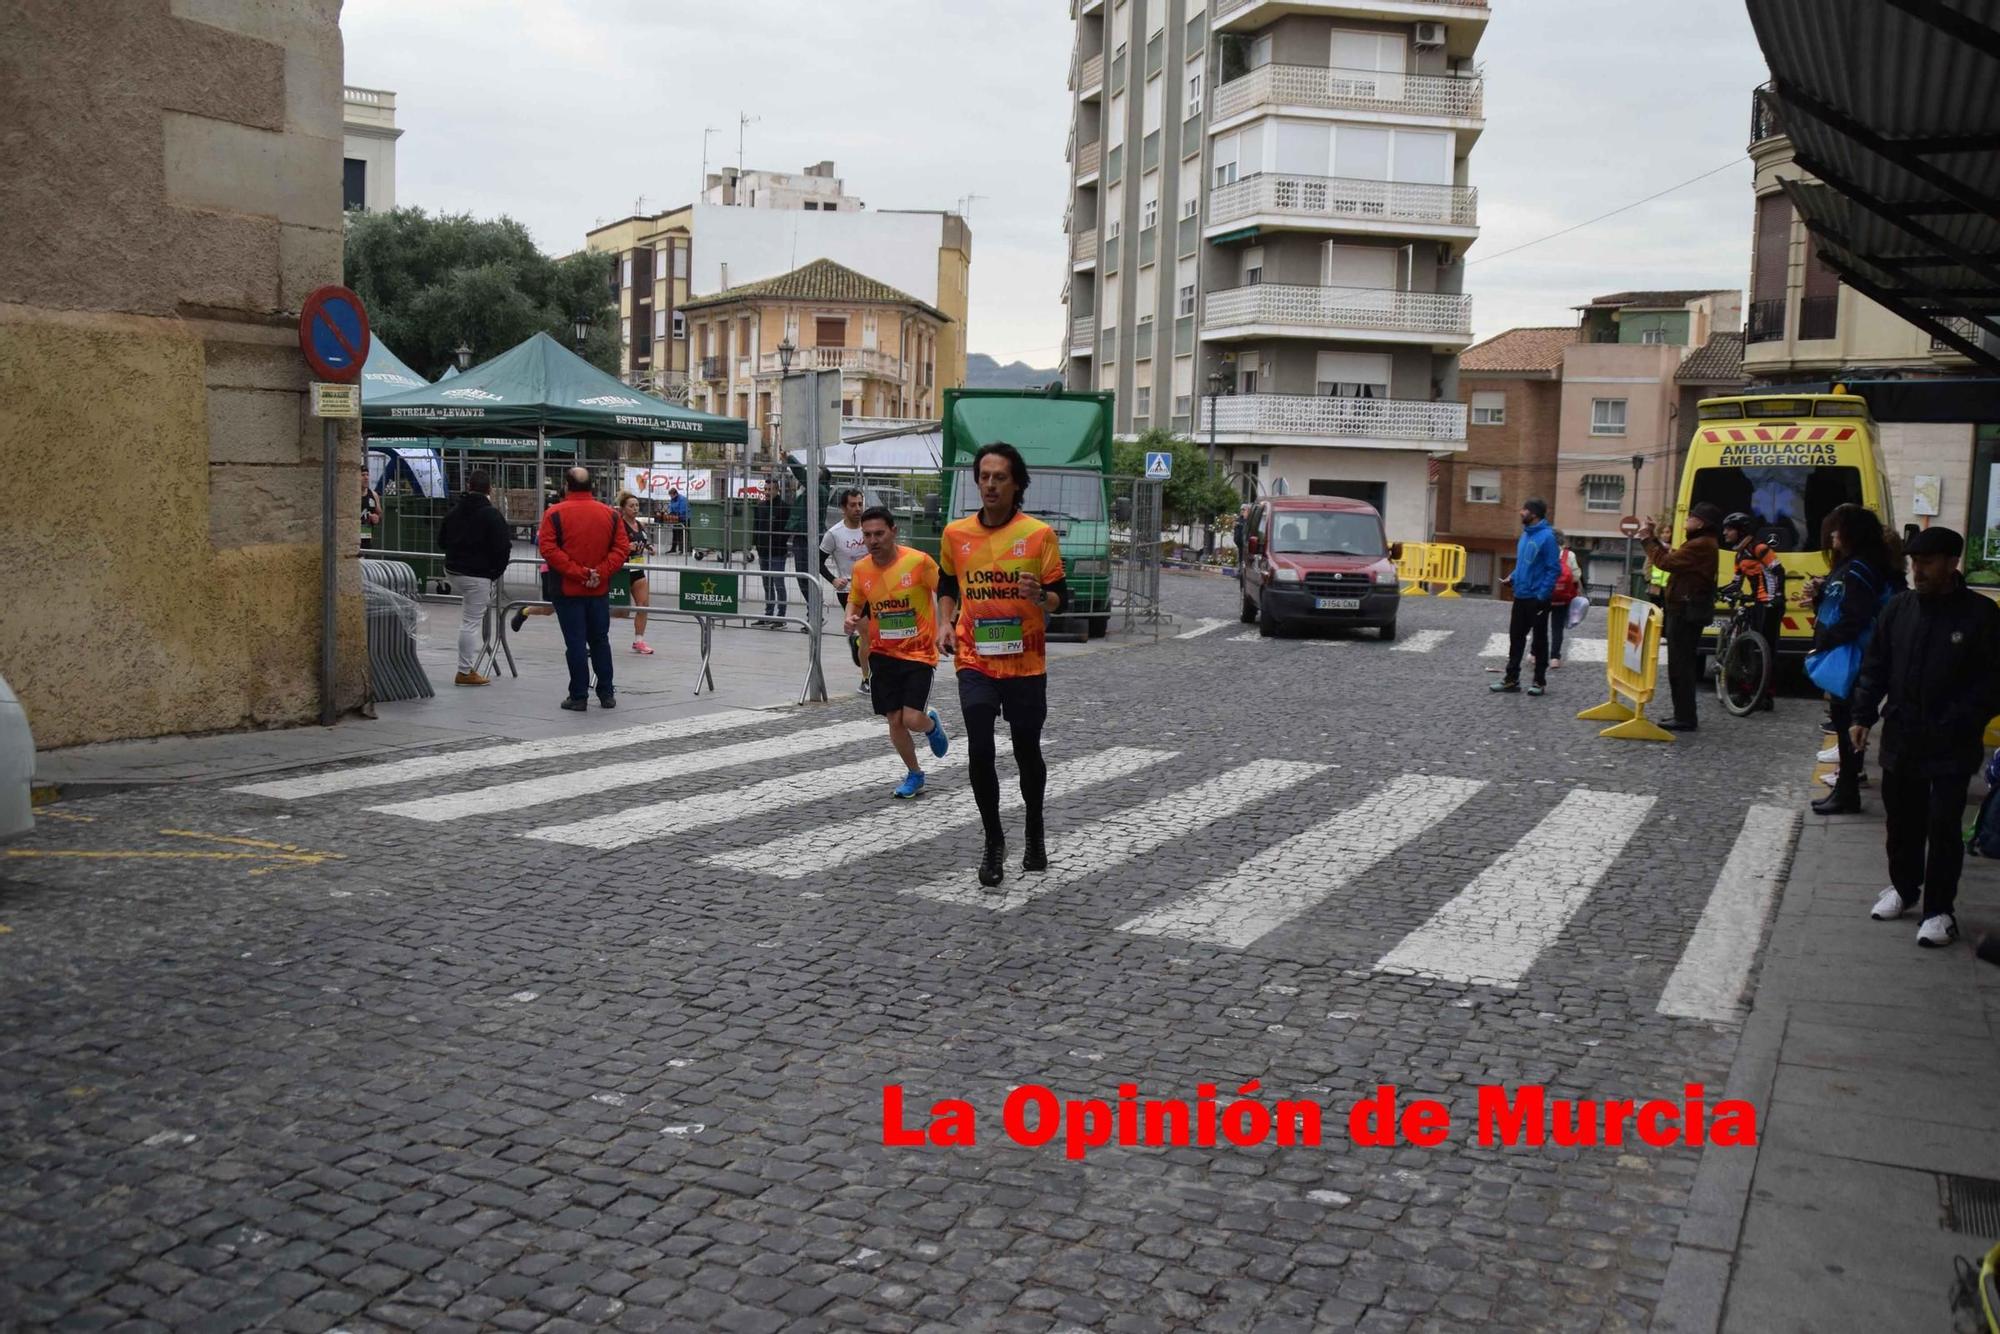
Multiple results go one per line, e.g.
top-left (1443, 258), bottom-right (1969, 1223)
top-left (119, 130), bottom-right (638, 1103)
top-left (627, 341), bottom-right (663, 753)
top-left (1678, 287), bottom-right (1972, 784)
top-left (1022, 834), bottom-right (1048, 873)
top-left (978, 837), bottom-right (1007, 890)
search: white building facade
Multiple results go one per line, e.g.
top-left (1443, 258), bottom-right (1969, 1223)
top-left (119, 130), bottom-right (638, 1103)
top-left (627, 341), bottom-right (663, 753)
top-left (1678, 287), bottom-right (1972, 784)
top-left (341, 86), bottom-right (399, 213)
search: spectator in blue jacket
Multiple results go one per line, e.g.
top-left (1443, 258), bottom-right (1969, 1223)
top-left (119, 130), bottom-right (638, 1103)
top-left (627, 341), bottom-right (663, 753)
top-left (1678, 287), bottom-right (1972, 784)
top-left (1492, 497), bottom-right (1560, 695)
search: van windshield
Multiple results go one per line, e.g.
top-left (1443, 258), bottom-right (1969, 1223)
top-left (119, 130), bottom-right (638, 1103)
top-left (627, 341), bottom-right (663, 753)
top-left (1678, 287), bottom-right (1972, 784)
top-left (1270, 511), bottom-right (1384, 556)
top-left (1690, 465), bottom-right (1862, 553)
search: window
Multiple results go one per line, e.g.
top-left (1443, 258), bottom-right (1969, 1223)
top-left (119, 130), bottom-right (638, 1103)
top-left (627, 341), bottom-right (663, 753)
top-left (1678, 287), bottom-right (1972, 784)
top-left (1176, 255), bottom-right (1196, 316)
top-left (1187, 66), bottom-right (1203, 116)
top-left (654, 309), bottom-right (667, 341)
top-left (1180, 156), bottom-right (1200, 216)
top-left (1242, 245), bottom-right (1264, 285)
top-left (1143, 75), bottom-right (1162, 135)
top-left (673, 246), bottom-right (689, 280)
top-left (1590, 398), bottom-right (1628, 435)
top-left (622, 257), bottom-right (633, 289)
top-left (1470, 390), bottom-right (1505, 426)
top-left (1249, 32), bottom-right (1272, 69)
top-left (1173, 356), bottom-right (1193, 417)
top-left (1314, 351), bottom-right (1391, 398)
top-left (342, 158), bottom-right (367, 211)
top-left (1466, 468), bottom-right (1502, 504)
top-left (672, 311), bottom-right (687, 340)
top-left (621, 317), bottom-right (631, 347)
top-left (1583, 474), bottom-right (1626, 513)
top-left (1639, 328), bottom-right (1667, 344)
top-left (1212, 132), bottom-right (1239, 188)
top-left (1141, 172), bottom-right (1159, 229)
top-left (1178, 283), bottom-right (1196, 316)
top-left (816, 316), bottom-right (847, 347)
top-left (1689, 464), bottom-right (1862, 553)
top-left (1237, 350), bottom-right (1260, 394)
top-left (1134, 385), bottom-right (1152, 417)
top-left (1109, 92), bottom-right (1126, 149)
top-left (1136, 269), bottom-right (1156, 324)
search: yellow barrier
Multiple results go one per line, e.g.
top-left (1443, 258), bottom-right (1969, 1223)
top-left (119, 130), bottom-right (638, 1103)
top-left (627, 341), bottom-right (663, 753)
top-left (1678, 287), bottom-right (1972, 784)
top-left (1397, 542), bottom-right (1433, 597)
top-left (1421, 543), bottom-right (1466, 597)
top-left (1576, 594), bottom-right (1674, 742)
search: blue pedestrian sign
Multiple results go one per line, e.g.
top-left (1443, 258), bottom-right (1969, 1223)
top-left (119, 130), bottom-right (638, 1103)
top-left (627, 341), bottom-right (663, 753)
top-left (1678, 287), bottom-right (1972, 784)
top-left (1144, 450), bottom-right (1172, 480)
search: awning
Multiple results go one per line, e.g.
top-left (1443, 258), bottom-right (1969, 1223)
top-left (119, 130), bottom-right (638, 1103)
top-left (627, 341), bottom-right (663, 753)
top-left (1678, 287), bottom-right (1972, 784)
top-left (1580, 473), bottom-right (1626, 489)
top-left (1747, 0), bottom-right (2000, 371)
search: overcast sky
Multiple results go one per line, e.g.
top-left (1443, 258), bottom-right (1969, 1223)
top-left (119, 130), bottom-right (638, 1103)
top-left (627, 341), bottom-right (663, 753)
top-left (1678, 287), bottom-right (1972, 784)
top-left (342, 0), bottom-right (1771, 368)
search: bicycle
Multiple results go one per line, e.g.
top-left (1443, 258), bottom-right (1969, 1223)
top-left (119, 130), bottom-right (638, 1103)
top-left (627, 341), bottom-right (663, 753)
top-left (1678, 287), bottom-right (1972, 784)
top-left (1712, 585), bottom-right (1773, 717)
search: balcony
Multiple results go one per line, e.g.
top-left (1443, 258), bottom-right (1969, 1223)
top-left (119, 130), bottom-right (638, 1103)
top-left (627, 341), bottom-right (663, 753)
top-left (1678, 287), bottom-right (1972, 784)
top-left (1070, 315), bottom-right (1096, 355)
top-left (1201, 393), bottom-right (1468, 447)
top-left (1797, 294), bottom-right (1838, 341)
top-left (755, 347), bottom-right (907, 379)
top-left (1073, 227), bottom-right (1099, 267)
top-left (1212, 64), bottom-right (1484, 129)
top-left (1745, 297), bottom-right (1786, 344)
top-left (1079, 51), bottom-right (1104, 97)
top-left (1749, 81), bottom-right (1783, 149)
top-left (1207, 172), bottom-right (1478, 237)
top-left (699, 356), bottom-right (725, 381)
top-left (1213, 0), bottom-right (1489, 44)
top-left (1200, 283), bottom-right (1473, 344)
top-left (1075, 138), bottom-right (1101, 180)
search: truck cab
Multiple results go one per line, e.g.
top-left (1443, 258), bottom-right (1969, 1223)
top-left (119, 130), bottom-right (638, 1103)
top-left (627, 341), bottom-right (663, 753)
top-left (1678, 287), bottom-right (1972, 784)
top-left (1238, 496), bottom-right (1401, 639)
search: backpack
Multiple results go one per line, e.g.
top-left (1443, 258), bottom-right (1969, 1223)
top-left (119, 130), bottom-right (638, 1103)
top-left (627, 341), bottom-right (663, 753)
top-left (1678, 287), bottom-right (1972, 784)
top-left (1553, 552), bottom-right (1580, 603)
top-left (1970, 750), bottom-right (2000, 859)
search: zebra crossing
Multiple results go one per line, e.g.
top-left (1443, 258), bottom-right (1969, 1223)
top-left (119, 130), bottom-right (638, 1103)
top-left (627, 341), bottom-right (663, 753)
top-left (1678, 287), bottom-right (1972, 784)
top-left (234, 712), bottom-right (1796, 1019)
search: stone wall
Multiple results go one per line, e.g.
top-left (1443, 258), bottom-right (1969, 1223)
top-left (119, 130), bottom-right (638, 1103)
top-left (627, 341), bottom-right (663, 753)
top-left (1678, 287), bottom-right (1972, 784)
top-left (0, 0), bottom-right (366, 749)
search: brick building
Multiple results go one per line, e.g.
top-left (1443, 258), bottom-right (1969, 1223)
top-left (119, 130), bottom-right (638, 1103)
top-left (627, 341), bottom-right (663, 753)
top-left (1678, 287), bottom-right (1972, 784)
top-left (1439, 326), bottom-right (1573, 593)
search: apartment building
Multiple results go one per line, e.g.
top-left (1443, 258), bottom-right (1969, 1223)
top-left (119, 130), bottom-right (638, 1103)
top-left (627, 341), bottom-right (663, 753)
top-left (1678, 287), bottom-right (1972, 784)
top-left (704, 160), bottom-right (862, 211)
top-left (1438, 325), bottom-right (1570, 591)
top-left (680, 259), bottom-right (949, 450)
top-left (1060, 0), bottom-right (1487, 540)
top-left (584, 207), bottom-right (695, 399)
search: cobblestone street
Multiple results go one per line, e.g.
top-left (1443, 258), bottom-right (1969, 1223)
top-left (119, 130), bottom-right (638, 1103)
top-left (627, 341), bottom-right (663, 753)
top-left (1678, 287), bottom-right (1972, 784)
top-left (2, 580), bottom-right (1829, 1333)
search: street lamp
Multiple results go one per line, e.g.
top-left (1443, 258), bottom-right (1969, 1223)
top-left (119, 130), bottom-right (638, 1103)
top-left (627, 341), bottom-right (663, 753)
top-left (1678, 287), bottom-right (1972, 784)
top-left (453, 342), bottom-right (473, 372)
top-left (1627, 451), bottom-right (1647, 596)
top-left (570, 311), bottom-right (591, 352)
top-left (777, 336), bottom-right (796, 374)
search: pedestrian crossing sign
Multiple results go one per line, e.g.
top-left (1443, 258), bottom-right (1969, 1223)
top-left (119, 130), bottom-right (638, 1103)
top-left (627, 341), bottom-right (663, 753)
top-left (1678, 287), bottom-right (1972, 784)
top-left (1145, 451), bottom-right (1172, 480)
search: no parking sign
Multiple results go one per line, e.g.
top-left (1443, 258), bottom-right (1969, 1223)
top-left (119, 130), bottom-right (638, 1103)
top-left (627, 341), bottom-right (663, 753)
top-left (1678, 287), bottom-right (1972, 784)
top-left (298, 285), bottom-right (370, 382)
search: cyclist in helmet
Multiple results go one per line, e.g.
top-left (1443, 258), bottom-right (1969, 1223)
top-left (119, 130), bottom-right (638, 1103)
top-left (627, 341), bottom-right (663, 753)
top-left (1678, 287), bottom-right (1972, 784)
top-left (1721, 511), bottom-right (1784, 711)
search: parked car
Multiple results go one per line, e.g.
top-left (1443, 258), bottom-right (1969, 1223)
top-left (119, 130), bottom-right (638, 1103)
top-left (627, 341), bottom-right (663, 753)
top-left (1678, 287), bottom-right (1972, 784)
top-left (0, 671), bottom-right (36, 841)
top-left (1237, 496), bottom-right (1402, 640)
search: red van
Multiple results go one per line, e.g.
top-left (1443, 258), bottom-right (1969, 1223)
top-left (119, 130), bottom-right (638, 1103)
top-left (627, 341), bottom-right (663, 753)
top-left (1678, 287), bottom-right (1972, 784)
top-left (1237, 496), bottom-right (1401, 640)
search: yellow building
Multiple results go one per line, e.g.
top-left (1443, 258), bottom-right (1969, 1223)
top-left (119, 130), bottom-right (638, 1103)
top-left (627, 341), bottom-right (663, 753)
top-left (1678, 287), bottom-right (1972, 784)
top-left (679, 259), bottom-right (951, 445)
top-left (583, 206), bottom-right (695, 399)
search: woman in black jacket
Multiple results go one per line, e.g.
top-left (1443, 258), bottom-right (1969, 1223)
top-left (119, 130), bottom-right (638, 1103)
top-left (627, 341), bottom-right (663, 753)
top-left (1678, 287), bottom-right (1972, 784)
top-left (1807, 504), bottom-right (1903, 814)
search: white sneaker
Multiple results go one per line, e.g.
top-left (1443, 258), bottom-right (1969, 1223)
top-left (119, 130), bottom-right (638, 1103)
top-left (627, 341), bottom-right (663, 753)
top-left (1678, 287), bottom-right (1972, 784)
top-left (1822, 770), bottom-right (1869, 788)
top-left (1870, 887), bottom-right (1909, 920)
top-left (1916, 914), bottom-right (1958, 948)
top-left (1816, 744), bottom-right (1839, 763)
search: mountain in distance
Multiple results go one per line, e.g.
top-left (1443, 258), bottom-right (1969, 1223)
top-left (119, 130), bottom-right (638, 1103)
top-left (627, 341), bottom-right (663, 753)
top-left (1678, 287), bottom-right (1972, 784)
top-left (965, 353), bottom-right (1060, 389)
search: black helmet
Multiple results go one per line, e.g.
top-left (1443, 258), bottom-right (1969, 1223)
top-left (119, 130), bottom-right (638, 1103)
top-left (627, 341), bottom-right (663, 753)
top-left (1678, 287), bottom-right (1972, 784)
top-left (1722, 511), bottom-right (1757, 534)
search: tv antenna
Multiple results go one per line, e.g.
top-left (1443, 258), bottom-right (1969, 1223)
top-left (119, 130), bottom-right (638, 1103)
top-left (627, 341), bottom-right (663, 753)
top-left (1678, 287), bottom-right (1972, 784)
top-left (957, 193), bottom-right (987, 217)
top-left (738, 111), bottom-right (761, 197)
top-left (701, 126), bottom-right (720, 198)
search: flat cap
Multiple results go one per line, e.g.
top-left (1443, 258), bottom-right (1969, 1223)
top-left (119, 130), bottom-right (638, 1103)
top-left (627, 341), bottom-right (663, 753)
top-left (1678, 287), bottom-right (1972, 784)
top-left (1904, 526), bottom-right (1963, 558)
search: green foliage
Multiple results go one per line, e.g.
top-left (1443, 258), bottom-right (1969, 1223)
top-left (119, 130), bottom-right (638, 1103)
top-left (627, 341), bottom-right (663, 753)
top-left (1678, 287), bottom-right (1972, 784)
top-left (343, 208), bottom-right (620, 379)
top-left (1114, 428), bottom-right (1241, 527)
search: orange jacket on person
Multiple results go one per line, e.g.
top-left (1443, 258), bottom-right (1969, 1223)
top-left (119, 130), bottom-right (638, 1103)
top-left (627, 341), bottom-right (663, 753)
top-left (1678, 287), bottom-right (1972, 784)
top-left (537, 493), bottom-right (630, 597)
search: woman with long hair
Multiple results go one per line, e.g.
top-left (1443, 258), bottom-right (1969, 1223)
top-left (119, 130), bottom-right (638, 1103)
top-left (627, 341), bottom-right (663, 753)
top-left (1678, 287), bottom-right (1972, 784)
top-left (1808, 503), bottom-right (1904, 814)
top-left (614, 491), bottom-right (656, 654)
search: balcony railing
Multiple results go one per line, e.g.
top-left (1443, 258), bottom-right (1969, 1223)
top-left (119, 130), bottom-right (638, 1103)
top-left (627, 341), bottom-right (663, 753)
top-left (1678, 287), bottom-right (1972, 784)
top-left (1215, 0), bottom-right (1485, 13)
top-left (1202, 283), bottom-right (1473, 338)
top-left (1079, 52), bottom-right (1104, 92)
top-left (1074, 227), bottom-right (1098, 263)
top-left (1931, 314), bottom-right (1979, 353)
top-left (1070, 315), bottom-right (1096, 352)
top-left (1214, 63), bottom-right (1484, 123)
top-left (1797, 294), bottom-right (1839, 341)
top-left (1075, 139), bottom-right (1102, 177)
top-left (1201, 393), bottom-right (1468, 444)
top-left (699, 356), bottom-right (725, 380)
top-left (756, 347), bottom-right (907, 378)
top-left (1208, 172), bottom-right (1478, 230)
top-left (1749, 81), bottom-right (1782, 148)
top-left (1746, 297), bottom-right (1786, 344)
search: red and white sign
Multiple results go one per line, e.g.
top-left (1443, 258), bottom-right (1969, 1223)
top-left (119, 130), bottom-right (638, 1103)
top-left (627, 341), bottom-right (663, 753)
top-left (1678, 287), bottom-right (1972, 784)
top-left (621, 467), bottom-right (711, 501)
top-left (298, 285), bottom-right (370, 383)
top-left (1618, 515), bottom-right (1642, 537)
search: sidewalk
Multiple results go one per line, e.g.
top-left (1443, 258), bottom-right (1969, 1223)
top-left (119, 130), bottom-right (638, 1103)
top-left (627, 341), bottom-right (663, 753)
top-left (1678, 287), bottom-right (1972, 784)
top-left (1658, 752), bottom-right (2000, 1331)
top-left (32, 599), bottom-right (1159, 791)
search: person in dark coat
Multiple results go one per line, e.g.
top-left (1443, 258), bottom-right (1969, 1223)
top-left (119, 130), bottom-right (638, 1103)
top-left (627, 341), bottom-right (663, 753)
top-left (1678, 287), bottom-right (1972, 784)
top-left (757, 480), bottom-right (791, 624)
top-left (1850, 526), bottom-right (2000, 947)
top-left (437, 470), bottom-right (515, 685)
top-left (1806, 503), bottom-right (1902, 814)
top-left (1639, 502), bottom-right (1723, 731)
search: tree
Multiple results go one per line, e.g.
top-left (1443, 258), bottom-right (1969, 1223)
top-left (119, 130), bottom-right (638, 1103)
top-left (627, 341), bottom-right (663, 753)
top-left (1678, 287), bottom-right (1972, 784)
top-left (342, 208), bottom-right (620, 380)
top-left (1114, 427), bottom-right (1242, 529)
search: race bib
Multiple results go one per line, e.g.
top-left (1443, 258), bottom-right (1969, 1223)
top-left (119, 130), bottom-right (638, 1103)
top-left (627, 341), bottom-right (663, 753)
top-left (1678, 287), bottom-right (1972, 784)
top-left (876, 609), bottom-right (918, 641)
top-left (972, 616), bottom-right (1024, 656)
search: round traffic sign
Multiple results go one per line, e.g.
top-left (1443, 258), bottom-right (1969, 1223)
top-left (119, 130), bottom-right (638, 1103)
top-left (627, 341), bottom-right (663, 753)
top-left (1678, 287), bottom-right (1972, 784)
top-left (299, 285), bottom-right (371, 383)
top-left (1619, 515), bottom-right (1642, 537)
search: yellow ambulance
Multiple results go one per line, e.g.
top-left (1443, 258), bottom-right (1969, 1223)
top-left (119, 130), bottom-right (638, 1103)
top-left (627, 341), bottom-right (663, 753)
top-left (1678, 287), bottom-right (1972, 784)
top-left (1662, 392), bottom-right (1894, 655)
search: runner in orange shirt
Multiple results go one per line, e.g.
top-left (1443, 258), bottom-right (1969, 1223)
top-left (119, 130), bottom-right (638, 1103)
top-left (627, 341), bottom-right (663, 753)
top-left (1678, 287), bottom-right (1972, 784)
top-left (844, 507), bottom-right (950, 799)
top-left (938, 442), bottom-right (1068, 889)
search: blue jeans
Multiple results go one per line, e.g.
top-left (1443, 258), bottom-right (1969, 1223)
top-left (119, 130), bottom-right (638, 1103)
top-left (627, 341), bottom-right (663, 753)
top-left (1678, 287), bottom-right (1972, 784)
top-left (553, 594), bottom-right (613, 700)
top-left (761, 547), bottom-right (788, 618)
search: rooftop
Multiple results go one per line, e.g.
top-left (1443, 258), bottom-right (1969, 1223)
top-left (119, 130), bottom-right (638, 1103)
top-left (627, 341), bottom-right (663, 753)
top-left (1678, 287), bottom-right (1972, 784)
top-left (1577, 289), bottom-right (1736, 311)
top-left (1458, 326), bottom-right (1576, 374)
top-left (680, 258), bottom-right (951, 321)
top-left (1676, 332), bottom-right (1748, 384)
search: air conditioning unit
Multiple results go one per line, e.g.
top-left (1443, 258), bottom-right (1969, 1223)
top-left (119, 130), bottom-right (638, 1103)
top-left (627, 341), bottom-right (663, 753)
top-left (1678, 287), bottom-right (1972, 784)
top-left (1414, 21), bottom-right (1446, 47)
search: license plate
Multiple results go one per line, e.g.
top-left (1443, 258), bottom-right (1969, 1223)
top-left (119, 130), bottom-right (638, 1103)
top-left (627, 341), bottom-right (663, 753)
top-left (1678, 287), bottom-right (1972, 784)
top-left (1711, 618), bottom-right (1729, 631)
top-left (1315, 597), bottom-right (1361, 610)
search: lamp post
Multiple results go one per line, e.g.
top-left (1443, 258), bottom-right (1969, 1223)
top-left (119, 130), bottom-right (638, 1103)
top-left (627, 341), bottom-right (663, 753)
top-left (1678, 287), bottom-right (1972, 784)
top-left (1627, 451), bottom-right (1646, 596)
top-left (453, 342), bottom-right (473, 372)
top-left (570, 312), bottom-right (591, 353)
top-left (777, 336), bottom-right (796, 374)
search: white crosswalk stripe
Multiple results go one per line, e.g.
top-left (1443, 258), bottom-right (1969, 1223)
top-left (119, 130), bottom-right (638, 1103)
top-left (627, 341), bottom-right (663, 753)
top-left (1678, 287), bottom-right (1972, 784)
top-left (523, 738), bottom-right (1012, 850)
top-left (1228, 631), bottom-right (1261, 643)
top-left (704, 746), bottom-right (1175, 880)
top-left (232, 710), bottom-right (772, 800)
top-left (1121, 774), bottom-right (1487, 948)
top-left (1391, 629), bottom-right (1453, 654)
top-left (1174, 618), bottom-right (1234, 639)
top-left (1656, 804), bottom-right (1800, 1023)
top-left (365, 720), bottom-right (886, 823)
top-left (905, 759), bottom-right (1328, 912)
top-left (1374, 788), bottom-right (1656, 986)
top-left (1479, 632), bottom-right (1659, 664)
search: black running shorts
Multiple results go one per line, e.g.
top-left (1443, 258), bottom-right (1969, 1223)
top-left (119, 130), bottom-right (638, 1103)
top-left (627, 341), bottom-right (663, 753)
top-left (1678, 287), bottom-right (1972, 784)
top-left (869, 655), bottom-right (934, 717)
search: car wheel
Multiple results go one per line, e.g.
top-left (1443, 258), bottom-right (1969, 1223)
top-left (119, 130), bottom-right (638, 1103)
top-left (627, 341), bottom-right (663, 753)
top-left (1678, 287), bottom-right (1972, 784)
top-left (1379, 619), bottom-right (1397, 642)
top-left (1258, 600), bottom-right (1279, 638)
top-left (1240, 593), bottom-right (1257, 624)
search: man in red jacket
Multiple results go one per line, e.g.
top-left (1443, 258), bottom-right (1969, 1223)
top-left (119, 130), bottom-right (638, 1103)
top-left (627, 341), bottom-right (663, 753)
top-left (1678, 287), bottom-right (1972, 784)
top-left (538, 467), bottom-right (630, 712)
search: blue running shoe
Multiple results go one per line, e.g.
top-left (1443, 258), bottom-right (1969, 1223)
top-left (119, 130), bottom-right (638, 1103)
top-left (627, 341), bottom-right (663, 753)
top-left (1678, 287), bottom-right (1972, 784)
top-left (925, 707), bottom-right (950, 758)
top-left (893, 770), bottom-right (926, 800)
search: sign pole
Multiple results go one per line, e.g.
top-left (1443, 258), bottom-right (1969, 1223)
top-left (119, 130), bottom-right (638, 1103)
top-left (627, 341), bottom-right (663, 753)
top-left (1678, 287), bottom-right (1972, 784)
top-left (321, 418), bottom-right (338, 725)
top-left (805, 369), bottom-right (828, 703)
top-left (298, 285), bottom-right (371, 728)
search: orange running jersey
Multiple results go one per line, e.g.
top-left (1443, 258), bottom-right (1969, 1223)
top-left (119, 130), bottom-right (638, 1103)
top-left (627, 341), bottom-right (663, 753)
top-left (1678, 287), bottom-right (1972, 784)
top-left (939, 511), bottom-right (1065, 679)
top-left (847, 546), bottom-right (941, 666)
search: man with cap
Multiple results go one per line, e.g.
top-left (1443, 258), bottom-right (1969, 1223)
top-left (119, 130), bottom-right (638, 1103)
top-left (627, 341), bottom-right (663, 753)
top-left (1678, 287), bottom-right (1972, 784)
top-left (1639, 503), bottom-right (1723, 731)
top-left (1849, 526), bottom-right (2000, 948)
top-left (1492, 497), bottom-right (1560, 695)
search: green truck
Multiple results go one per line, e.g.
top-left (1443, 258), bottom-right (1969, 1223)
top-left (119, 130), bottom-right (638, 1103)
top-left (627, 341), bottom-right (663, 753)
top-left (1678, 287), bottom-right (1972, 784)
top-left (939, 386), bottom-right (1116, 640)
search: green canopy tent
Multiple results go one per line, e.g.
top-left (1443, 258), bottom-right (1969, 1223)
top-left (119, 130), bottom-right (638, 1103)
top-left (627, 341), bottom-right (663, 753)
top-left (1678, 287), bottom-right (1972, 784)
top-left (362, 331), bottom-right (746, 521)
